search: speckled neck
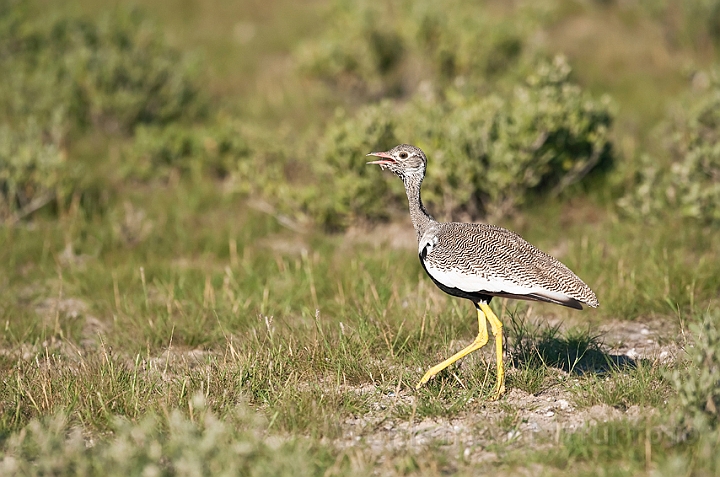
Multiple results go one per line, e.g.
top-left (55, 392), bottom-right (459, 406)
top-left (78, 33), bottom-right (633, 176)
top-left (402, 173), bottom-right (436, 242)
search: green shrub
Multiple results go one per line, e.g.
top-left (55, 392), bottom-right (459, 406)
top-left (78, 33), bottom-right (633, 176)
top-left (0, 5), bottom-right (204, 133)
top-left (295, 2), bottom-right (404, 97)
top-left (298, 57), bottom-right (613, 230)
top-left (129, 122), bottom-right (253, 182)
top-left (0, 4), bottom-right (208, 220)
top-left (0, 395), bottom-right (346, 476)
top-left (619, 72), bottom-right (720, 223)
top-left (295, 0), bottom-right (549, 98)
top-left (671, 310), bottom-right (720, 431)
top-left (294, 102), bottom-right (400, 231)
top-left (409, 2), bottom-right (537, 83)
top-left (0, 114), bottom-right (68, 222)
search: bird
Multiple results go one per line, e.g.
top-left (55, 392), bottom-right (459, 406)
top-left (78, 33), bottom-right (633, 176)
top-left (366, 144), bottom-right (599, 399)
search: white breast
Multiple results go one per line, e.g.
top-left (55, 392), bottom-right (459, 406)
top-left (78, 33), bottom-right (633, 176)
top-left (418, 232), bottom-right (439, 256)
top-left (423, 260), bottom-right (573, 304)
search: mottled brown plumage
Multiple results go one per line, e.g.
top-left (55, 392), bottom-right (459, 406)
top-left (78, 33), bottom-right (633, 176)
top-left (422, 222), bottom-right (598, 309)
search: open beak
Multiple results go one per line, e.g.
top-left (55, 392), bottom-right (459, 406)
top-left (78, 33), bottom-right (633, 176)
top-left (366, 151), bottom-right (395, 165)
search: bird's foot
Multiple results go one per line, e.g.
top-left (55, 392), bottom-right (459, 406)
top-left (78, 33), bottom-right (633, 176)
top-left (415, 369), bottom-right (437, 390)
top-left (489, 382), bottom-right (506, 401)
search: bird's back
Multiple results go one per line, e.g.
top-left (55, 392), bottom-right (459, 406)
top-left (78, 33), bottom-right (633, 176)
top-left (419, 222), bottom-right (599, 309)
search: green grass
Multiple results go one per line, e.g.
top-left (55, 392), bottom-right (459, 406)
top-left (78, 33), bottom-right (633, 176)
top-left (3, 162), bottom-right (719, 475)
top-left (2, 0), bottom-right (720, 475)
top-left (513, 417), bottom-right (720, 477)
top-left (1, 181), bottom-right (715, 473)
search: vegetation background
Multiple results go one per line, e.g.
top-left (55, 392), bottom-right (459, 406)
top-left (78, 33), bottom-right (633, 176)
top-left (1, 0), bottom-right (720, 474)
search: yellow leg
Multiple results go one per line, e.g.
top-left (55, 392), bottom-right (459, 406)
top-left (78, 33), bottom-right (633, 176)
top-left (479, 302), bottom-right (505, 399)
top-left (416, 304), bottom-right (490, 389)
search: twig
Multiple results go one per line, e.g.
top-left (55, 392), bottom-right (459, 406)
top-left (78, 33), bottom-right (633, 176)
top-left (4, 192), bottom-right (55, 226)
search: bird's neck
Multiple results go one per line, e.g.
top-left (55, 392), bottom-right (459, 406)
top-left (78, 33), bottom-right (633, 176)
top-left (403, 174), bottom-right (436, 241)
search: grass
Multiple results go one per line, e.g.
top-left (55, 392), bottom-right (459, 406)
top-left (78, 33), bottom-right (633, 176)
top-left (1, 181), bottom-right (714, 473)
top-left (2, 0), bottom-right (720, 475)
top-left (2, 162), bottom-right (718, 475)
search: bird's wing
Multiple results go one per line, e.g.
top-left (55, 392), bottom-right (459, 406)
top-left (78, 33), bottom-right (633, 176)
top-left (421, 223), bottom-right (595, 308)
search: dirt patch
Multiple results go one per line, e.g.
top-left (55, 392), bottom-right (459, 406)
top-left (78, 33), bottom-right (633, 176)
top-left (334, 384), bottom-right (635, 464)
top-left (332, 317), bottom-right (677, 462)
top-left (334, 384), bottom-right (649, 465)
top-left (34, 297), bottom-right (107, 350)
top-left (597, 318), bottom-right (681, 363)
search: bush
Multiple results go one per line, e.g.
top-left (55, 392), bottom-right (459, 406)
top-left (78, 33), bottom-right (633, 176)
top-left (129, 122), bottom-right (253, 182)
top-left (619, 72), bottom-right (720, 223)
top-left (295, 0), bottom-right (549, 99)
top-left (671, 310), bottom-right (720, 431)
top-left (0, 5), bottom-right (204, 134)
top-left (0, 114), bottom-right (68, 222)
top-left (297, 57), bottom-right (614, 230)
top-left (0, 395), bottom-right (343, 476)
top-left (0, 3), bottom-right (208, 221)
top-left (293, 102), bottom-right (401, 231)
top-left (295, 2), bottom-right (405, 97)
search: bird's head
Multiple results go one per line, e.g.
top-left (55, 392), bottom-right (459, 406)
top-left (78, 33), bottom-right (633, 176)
top-left (366, 144), bottom-right (427, 181)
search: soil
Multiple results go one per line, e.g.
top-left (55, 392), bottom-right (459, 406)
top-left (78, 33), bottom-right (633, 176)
top-left (331, 314), bottom-right (678, 464)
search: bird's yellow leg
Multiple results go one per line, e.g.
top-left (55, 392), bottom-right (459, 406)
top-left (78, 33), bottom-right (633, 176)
top-left (416, 304), bottom-right (489, 389)
top-left (479, 302), bottom-right (505, 400)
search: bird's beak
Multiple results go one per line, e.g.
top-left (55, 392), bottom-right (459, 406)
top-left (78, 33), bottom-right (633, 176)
top-left (366, 151), bottom-right (395, 165)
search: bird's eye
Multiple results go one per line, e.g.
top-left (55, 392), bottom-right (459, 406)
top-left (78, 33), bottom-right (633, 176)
top-left (399, 152), bottom-right (408, 159)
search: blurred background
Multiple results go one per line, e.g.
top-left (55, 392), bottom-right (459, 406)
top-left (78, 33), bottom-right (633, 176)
top-left (3, 0), bottom-right (720, 231)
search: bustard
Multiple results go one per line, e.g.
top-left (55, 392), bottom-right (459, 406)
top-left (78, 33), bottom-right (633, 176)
top-left (367, 144), bottom-right (599, 399)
